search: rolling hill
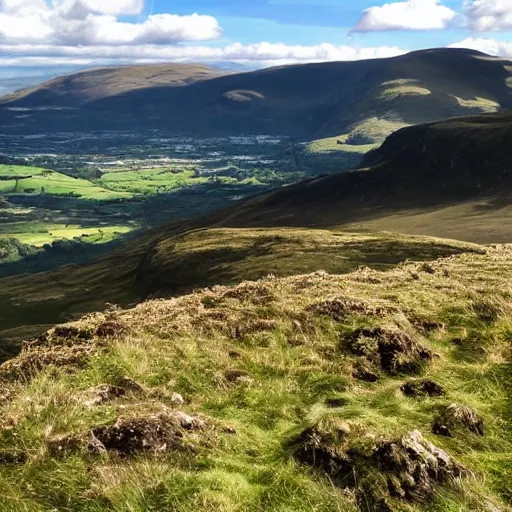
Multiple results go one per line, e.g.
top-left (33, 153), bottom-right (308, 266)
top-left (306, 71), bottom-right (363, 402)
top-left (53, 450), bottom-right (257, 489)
top-left (209, 110), bottom-right (512, 241)
top-left (0, 63), bottom-right (229, 107)
top-left (0, 244), bottom-right (510, 512)
top-left (0, 109), bottom-right (511, 357)
top-left (1, 48), bottom-right (512, 143)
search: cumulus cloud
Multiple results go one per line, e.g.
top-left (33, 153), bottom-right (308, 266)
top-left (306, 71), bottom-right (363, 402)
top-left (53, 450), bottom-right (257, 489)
top-left (57, 0), bottom-right (145, 17)
top-left (352, 0), bottom-right (456, 32)
top-left (0, 42), bottom-right (407, 67)
top-left (0, 0), bottom-right (222, 45)
top-left (449, 37), bottom-right (512, 59)
top-left (463, 0), bottom-right (512, 31)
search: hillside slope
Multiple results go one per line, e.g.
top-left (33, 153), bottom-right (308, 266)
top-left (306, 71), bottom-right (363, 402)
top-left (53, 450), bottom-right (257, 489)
top-left (0, 110), bottom-right (511, 354)
top-left (1, 49), bottom-right (511, 140)
top-left (0, 245), bottom-right (510, 512)
top-left (210, 110), bottom-right (512, 240)
top-left (0, 63), bottom-right (229, 107)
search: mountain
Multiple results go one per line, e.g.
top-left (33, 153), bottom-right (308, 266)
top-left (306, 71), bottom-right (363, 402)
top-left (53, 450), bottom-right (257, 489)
top-left (1, 48), bottom-right (511, 141)
top-left (0, 109), bottom-right (510, 356)
top-left (209, 110), bottom-right (512, 241)
top-left (0, 63), bottom-right (230, 108)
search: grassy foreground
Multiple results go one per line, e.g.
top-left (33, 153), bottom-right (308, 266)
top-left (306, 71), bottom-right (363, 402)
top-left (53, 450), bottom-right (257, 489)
top-left (0, 242), bottom-right (510, 511)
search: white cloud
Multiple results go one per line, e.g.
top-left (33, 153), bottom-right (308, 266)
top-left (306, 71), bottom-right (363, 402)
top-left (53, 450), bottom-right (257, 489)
top-left (449, 37), bottom-right (512, 59)
top-left (352, 0), bottom-right (456, 32)
top-left (57, 0), bottom-right (145, 17)
top-left (0, 0), bottom-right (222, 45)
top-left (0, 42), bottom-right (407, 67)
top-left (463, 0), bottom-right (512, 31)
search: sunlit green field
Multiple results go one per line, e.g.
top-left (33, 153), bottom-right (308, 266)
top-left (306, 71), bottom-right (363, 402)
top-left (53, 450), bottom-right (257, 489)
top-left (96, 168), bottom-right (209, 195)
top-left (0, 165), bottom-right (131, 200)
top-left (0, 222), bottom-right (133, 247)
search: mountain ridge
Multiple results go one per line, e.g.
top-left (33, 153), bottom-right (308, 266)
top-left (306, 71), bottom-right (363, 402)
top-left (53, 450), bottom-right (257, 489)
top-left (1, 48), bottom-right (511, 141)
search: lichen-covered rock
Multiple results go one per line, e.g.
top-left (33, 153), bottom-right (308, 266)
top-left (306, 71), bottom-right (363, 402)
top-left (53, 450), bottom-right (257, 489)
top-left (432, 403), bottom-right (485, 437)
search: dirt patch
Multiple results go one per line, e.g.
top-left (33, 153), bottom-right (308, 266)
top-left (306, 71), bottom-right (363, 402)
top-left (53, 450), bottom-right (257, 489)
top-left (432, 403), bottom-right (485, 437)
top-left (409, 316), bottom-right (446, 334)
top-left (48, 408), bottom-right (210, 458)
top-left (224, 369), bottom-right (253, 386)
top-left (231, 319), bottom-right (277, 339)
top-left (293, 417), bottom-right (355, 486)
top-left (29, 325), bottom-right (95, 349)
top-left (343, 327), bottom-right (433, 376)
top-left (401, 379), bottom-right (446, 398)
top-left (221, 282), bottom-right (275, 305)
top-left (308, 297), bottom-right (389, 322)
top-left (293, 419), bottom-right (464, 512)
top-left (0, 449), bottom-right (27, 465)
top-left (0, 344), bottom-right (94, 381)
top-left (95, 319), bottom-right (128, 338)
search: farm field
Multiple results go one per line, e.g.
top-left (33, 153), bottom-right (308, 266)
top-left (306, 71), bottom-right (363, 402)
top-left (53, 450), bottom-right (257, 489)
top-left (0, 165), bottom-right (131, 199)
top-left (0, 131), bottom-right (367, 275)
top-left (0, 222), bottom-right (133, 246)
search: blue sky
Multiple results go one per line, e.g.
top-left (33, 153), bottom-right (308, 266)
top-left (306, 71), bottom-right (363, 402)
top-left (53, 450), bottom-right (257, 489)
top-left (0, 0), bottom-right (511, 90)
top-left (143, 0), bottom-right (509, 49)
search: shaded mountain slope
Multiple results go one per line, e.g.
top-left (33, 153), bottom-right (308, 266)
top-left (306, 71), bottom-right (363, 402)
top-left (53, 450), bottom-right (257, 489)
top-left (208, 110), bottom-right (512, 239)
top-left (1, 49), bottom-right (511, 139)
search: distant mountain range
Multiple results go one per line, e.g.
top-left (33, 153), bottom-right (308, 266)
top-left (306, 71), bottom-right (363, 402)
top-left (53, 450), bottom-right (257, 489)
top-left (1, 48), bottom-right (511, 142)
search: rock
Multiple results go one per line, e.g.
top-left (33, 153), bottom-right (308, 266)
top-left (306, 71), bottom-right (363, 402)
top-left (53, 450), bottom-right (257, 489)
top-left (170, 392), bottom-right (185, 406)
top-left (432, 403), bottom-right (485, 437)
top-left (83, 385), bottom-right (126, 407)
top-left (401, 379), bottom-right (446, 398)
top-left (292, 418), bottom-right (465, 511)
top-left (373, 430), bottom-right (464, 503)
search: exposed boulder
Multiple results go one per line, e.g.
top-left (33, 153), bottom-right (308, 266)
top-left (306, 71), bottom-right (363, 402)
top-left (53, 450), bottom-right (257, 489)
top-left (292, 417), bottom-right (465, 512)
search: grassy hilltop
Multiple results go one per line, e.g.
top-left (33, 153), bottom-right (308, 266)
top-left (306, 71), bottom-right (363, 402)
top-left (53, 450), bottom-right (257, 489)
top-left (0, 92), bottom-right (510, 511)
top-left (0, 243), bottom-right (510, 511)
